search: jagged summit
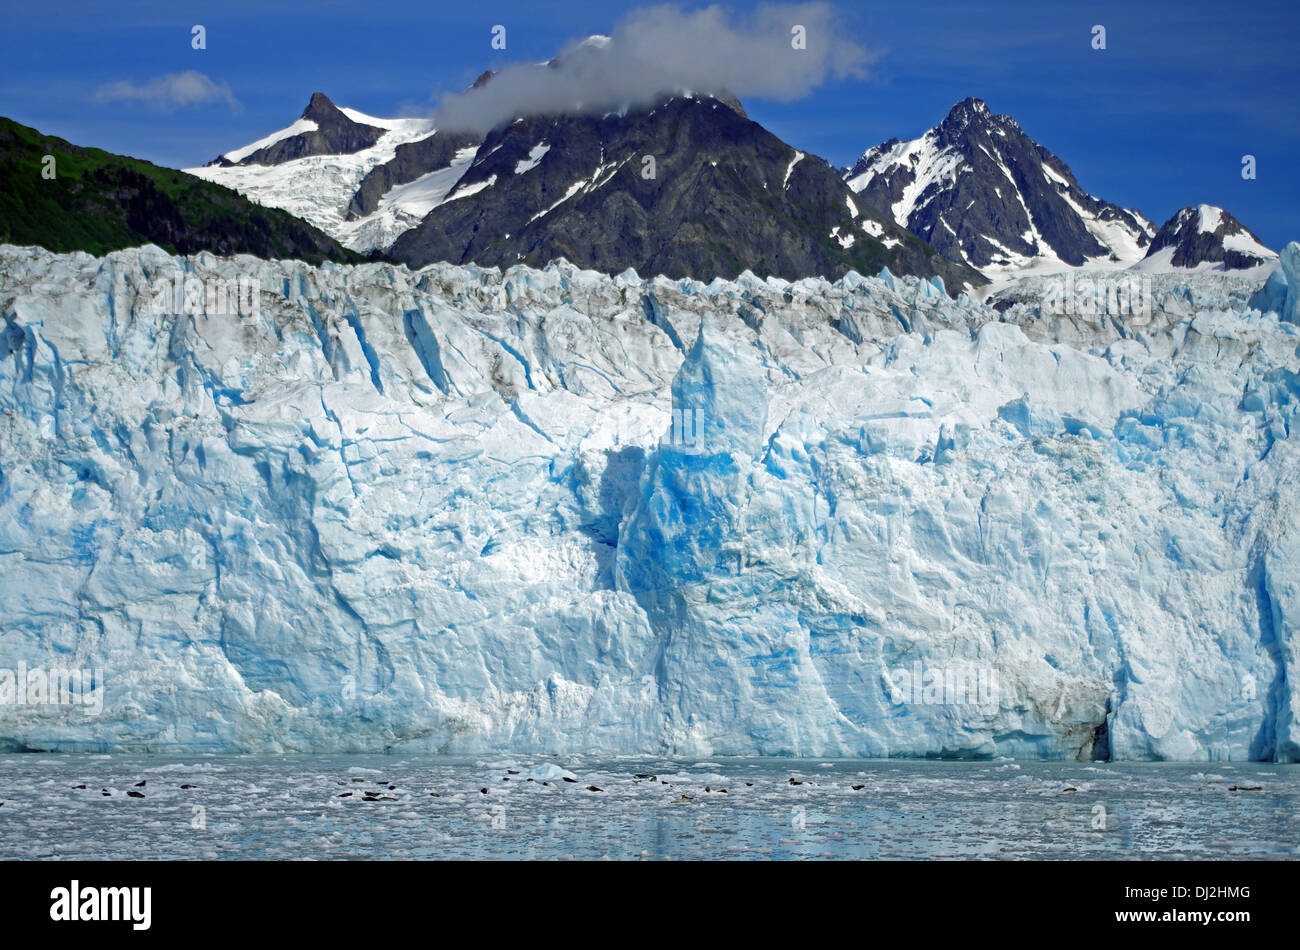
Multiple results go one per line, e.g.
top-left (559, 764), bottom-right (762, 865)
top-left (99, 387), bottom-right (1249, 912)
top-left (390, 94), bottom-right (979, 286)
top-left (209, 92), bottom-right (387, 167)
top-left (301, 91), bottom-right (346, 123)
top-left (193, 84), bottom-right (979, 285)
top-left (844, 98), bottom-right (1155, 275)
top-left (942, 96), bottom-right (994, 124)
top-left (187, 87), bottom-right (1274, 288)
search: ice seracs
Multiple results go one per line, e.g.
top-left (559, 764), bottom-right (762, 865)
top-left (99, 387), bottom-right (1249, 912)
top-left (1249, 241), bottom-right (1300, 325)
top-left (0, 243), bottom-right (1297, 761)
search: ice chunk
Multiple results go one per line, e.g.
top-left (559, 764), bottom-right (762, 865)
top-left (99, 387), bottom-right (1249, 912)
top-left (1283, 241), bottom-right (1300, 326)
top-left (1249, 266), bottom-right (1288, 316)
top-left (1251, 241), bottom-right (1300, 325)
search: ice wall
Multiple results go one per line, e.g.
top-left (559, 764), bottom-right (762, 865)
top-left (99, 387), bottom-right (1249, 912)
top-left (0, 244), bottom-right (1296, 760)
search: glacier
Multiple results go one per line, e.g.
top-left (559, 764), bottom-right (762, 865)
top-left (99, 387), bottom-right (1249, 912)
top-left (1, 242), bottom-right (1299, 761)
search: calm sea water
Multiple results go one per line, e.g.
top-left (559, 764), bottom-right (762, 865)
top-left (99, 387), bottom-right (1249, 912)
top-left (0, 755), bottom-right (1295, 860)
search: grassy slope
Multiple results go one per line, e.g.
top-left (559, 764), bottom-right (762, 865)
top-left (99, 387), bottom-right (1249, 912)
top-left (0, 116), bottom-right (361, 265)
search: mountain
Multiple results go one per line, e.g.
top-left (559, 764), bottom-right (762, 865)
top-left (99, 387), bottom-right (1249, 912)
top-left (390, 95), bottom-right (982, 286)
top-left (2, 242), bottom-right (1295, 760)
top-left (1141, 204), bottom-right (1275, 270)
top-left (345, 127), bottom-right (481, 220)
top-left (192, 92), bottom-right (983, 288)
top-left (843, 98), bottom-right (1156, 275)
top-left (209, 92), bottom-right (387, 166)
top-left (0, 116), bottom-right (360, 263)
top-left (188, 94), bottom-right (445, 252)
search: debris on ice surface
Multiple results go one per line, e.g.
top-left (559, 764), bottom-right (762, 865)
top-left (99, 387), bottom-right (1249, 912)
top-left (1, 243), bottom-right (1298, 762)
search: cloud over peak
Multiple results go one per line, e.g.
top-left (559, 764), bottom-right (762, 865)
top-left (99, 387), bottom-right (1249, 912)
top-left (432, 3), bottom-right (870, 134)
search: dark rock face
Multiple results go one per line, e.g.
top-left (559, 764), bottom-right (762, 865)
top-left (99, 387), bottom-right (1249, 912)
top-left (391, 96), bottom-right (984, 288)
top-left (844, 98), bottom-right (1154, 269)
top-left (1145, 205), bottom-right (1275, 269)
top-left (347, 130), bottom-right (482, 220)
top-left (227, 93), bottom-right (386, 166)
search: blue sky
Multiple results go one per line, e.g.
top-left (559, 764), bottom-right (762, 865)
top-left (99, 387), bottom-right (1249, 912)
top-left (2, 0), bottom-right (1296, 248)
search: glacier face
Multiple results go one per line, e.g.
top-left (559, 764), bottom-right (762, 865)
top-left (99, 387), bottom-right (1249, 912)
top-left (0, 243), bottom-right (1298, 761)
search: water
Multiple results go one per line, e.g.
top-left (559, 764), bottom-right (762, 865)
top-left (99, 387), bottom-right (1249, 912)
top-left (0, 755), bottom-right (1295, 860)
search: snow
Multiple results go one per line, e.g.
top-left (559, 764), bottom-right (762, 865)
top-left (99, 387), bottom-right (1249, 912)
top-left (1053, 188), bottom-right (1153, 267)
top-left (528, 180), bottom-right (587, 224)
top-left (381, 148), bottom-right (479, 216)
top-left (523, 159), bottom-right (631, 225)
top-left (444, 174), bottom-right (497, 203)
top-left (220, 118), bottom-right (318, 163)
top-left (336, 146), bottom-right (479, 253)
top-left (338, 107), bottom-right (421, 130)
top-left (783, 151), bottom-right (804, 189)
top-left (1042, 164), bottom-right (1070, 187)
top-left (1127, 245), bottom-right (1178, 272)
top-left (186, 113), bottom-right (438, 252)
top-left (1, 243), bottom-right (1299, 761)
top-left (1198, 204), bottom-right (1224, 233)
top-left (846, 132), bottom-right (965, 229)
top-left (846, 123), bottom-right (1154, 278)
top-left (1223, 228), bottom-right (1276, 261)
top-left (514, 143), bottom-right (551, 175)
top-left (1130, 247), bottom-right (1279, 279)
top-left (1121, 207), bottom-right (1274, 277)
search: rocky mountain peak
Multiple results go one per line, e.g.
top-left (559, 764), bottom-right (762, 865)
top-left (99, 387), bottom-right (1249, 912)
top-left (301, 91), bottom-right (347, 123)
top-left (844, 98), bottom-right (1154, 273)
top-left (215, 92), bottom-right (386, 167)
top-left (1144, 204), bottom-right (1275, 269)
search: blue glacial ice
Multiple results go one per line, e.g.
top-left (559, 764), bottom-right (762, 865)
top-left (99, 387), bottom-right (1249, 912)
top-left (0, 243), bottom-right (1298, 761)
top-left (1249, 241), bottom-right (1299, 325)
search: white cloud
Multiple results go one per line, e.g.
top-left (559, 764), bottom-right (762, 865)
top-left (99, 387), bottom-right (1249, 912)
top-left (432, 2), bottom-right (871, 134)
top-left (94, 70), bottom-right (239, 111)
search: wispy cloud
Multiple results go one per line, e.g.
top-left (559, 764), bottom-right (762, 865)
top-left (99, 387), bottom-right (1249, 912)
top-left (432, 2), bottom-right (872, 134)
top-left (93, 70), bottom-right (239, 111)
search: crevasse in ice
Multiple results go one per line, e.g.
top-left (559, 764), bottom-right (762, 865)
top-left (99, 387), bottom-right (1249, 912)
top-left (0, 243), bottom-right (1297, 761)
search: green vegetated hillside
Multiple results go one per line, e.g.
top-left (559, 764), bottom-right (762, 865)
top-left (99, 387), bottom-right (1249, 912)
top-left (0, 116), bottom-right (361, 264)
